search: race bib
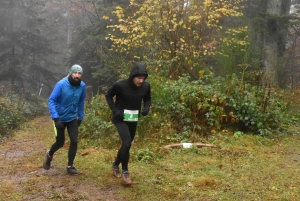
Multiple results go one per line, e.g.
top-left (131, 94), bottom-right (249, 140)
top-left (124, 109), bottom-right (139, 122)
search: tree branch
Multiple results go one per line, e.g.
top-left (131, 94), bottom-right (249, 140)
top-left (164, 143), bottom-right (218, 149)
top-left (68, 0), bottom-right (97, 19)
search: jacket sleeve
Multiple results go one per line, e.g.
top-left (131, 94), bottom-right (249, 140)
top-left (105, 82), bottom-right (120, 113)
top-left (77, 84), bottom-right (86, 121)
top-left (48, 82), bottom-right (61, 120)
top-left (143, 84), bottom-right (151, 110)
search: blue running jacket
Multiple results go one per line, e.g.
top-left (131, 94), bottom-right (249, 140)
top-left (48, 77), bottom-right (86, 122)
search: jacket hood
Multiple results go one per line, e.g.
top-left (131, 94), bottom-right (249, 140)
top-left (129, 62), bottom-right (148, 80)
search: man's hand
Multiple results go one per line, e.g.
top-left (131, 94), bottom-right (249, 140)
top-left (54, 118), bottom-right (64, 129)
top-left (114, 110), bottom-right (124, 120)
top-left (77, 119), bottom-right (82, 127)
top-left (141, 107), bottom-right (149, 116)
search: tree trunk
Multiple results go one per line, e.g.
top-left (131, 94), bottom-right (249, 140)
top-left (262, 0), bottom-right (284, 88)
top-left (282, 0), bottom-right (291, 14)
top-left (8, 0), bottom-right (16, 85)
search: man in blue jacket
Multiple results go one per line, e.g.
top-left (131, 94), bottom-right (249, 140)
top-left (105, 62), bottom-right (151, 185)
top-left (43, 64), bottom-right (86, 175)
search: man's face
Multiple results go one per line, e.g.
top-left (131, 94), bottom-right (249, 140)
top-left (71, 72), bottom-right (82, 82)
top-left (133, 76), bottom-right (146, 87)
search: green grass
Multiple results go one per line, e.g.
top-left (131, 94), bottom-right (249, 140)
top-left (75, 131), bottom-right (300, 200)
top-left (1, 116), bottom-right (300, 200)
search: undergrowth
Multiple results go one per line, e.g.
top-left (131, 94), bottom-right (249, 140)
top-left (2, 80), bottom-right (300, 200)
top-left (80, 74), bottom-right (295, 149)
top-left (0, 84), bottom-right (47, 140)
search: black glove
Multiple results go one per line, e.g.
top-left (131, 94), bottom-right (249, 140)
top-left (54, 118), bottom-right (64, 129)
top-left (141, 107), bottom-right (149, 116)
top-left (77, 119), bottom-right (82, 127)
top-left (113, 110), bottom-right (124, 120)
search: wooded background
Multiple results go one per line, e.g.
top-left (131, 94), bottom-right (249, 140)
top-left (0, 0), bottom-right (299, 97)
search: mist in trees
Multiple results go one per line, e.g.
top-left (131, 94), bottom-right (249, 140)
top-left (0, 0), bottom-right (55, 96)
top-left (0, 0), bottom-right (300, 98)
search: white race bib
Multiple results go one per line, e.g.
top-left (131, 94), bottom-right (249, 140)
top-left (123, 109), bottom-right (139, 122)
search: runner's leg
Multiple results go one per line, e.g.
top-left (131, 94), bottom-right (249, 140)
top-left (66, 119), bottom-right (78, 167)
top-left (114, 121), bottom-right (132, 171)
top-left (49, 123), bottom-right (66, 156)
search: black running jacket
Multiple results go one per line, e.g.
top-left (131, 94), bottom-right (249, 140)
top-left (105, 62), bottom-right (151, 122)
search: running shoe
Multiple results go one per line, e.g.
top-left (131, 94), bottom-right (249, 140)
top-left (43, 150), bottom-right (52, 170)
top-left (121, 171), bottom-right (133, 185)
top-left (112, 164), bottom-right (121, 178)
top-left (67, 166), bottom-right (82, 175)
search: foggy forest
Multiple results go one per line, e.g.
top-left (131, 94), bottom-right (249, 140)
top-left (3, 0), bottom-right (300, 200)
top-left (0, 0), bottom-right (299, 96)
top-left (1, 0), bottom-right (300, 145)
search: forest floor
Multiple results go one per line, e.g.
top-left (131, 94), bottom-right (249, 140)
top-left (2, 114), bottom-right (300, 200)
top-left (0, 115), bottom-right (119, 201)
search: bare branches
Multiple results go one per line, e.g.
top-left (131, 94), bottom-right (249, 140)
top-left (68, 0), bottom-right (97, 20)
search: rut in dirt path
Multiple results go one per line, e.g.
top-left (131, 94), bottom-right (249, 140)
top-left (0, 115), bottom-right (121, 201)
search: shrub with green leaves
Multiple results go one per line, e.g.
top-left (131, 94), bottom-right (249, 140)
top-left (80, 74), bottom-right (288, 146)
top-left (0, 84), bottom-right (48, 139)
top-left (149, 74), bottom-right (287, 136)
top-left (80, 96), bottom-right (115, 140)
top-left (224, 80), bottom-right (287, 135)
top-left (0, 103), bottom-right (22, 136)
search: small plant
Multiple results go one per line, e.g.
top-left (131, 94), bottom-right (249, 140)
top-left (135, 147), bottom-right (155, 163)
top-left (233, 131), bottom-right (244, 139)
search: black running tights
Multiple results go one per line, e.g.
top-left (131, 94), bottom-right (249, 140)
top-left (49, 119), bottom-right (78, 167)
top-left (113, 121), bottom-right (137, 171)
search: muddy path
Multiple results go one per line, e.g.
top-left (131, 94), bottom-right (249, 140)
top-left (0, 115), bottom-right (119, 201)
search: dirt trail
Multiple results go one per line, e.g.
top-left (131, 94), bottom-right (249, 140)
top-left (0, 115), bottom-right (118, 201)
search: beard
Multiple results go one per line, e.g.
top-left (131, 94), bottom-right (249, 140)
top-left (68, 75), bottom-right (81, 86)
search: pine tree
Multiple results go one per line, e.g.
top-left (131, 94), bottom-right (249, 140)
top-left (0, 0), bottom-right (55, 95)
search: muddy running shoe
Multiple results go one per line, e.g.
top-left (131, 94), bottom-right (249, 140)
top-left (112, 164), bottom-right (121, 178)
top-left (43, 150), bottom-right (52, 170)
top-left (67, 166), bottom-right (82, 175)
top-left (121, 171), bottom-right (133, 185)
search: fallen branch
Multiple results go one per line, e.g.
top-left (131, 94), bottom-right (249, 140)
top-left (164, 143), bottom-right (218, 149)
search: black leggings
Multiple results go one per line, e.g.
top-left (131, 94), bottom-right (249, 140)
top-left (113, 121), bottom-right (137, 171)
top-left (49, 119), bottom-right (78, 167)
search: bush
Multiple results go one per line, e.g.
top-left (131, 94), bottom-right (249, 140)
top-left (80, 74), bottom-right (289, 146)
top-left (0, 84), bottom-right (48, 139)
top-left (160, 74), bottom-right (287, 136)
top-left (0, 103), bottom-right (23, 136)
top-left (79, 95), bottom-right (115, 140)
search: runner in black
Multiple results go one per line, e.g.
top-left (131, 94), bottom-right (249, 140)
top-left (105, 62), bottom-right (151, 185)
